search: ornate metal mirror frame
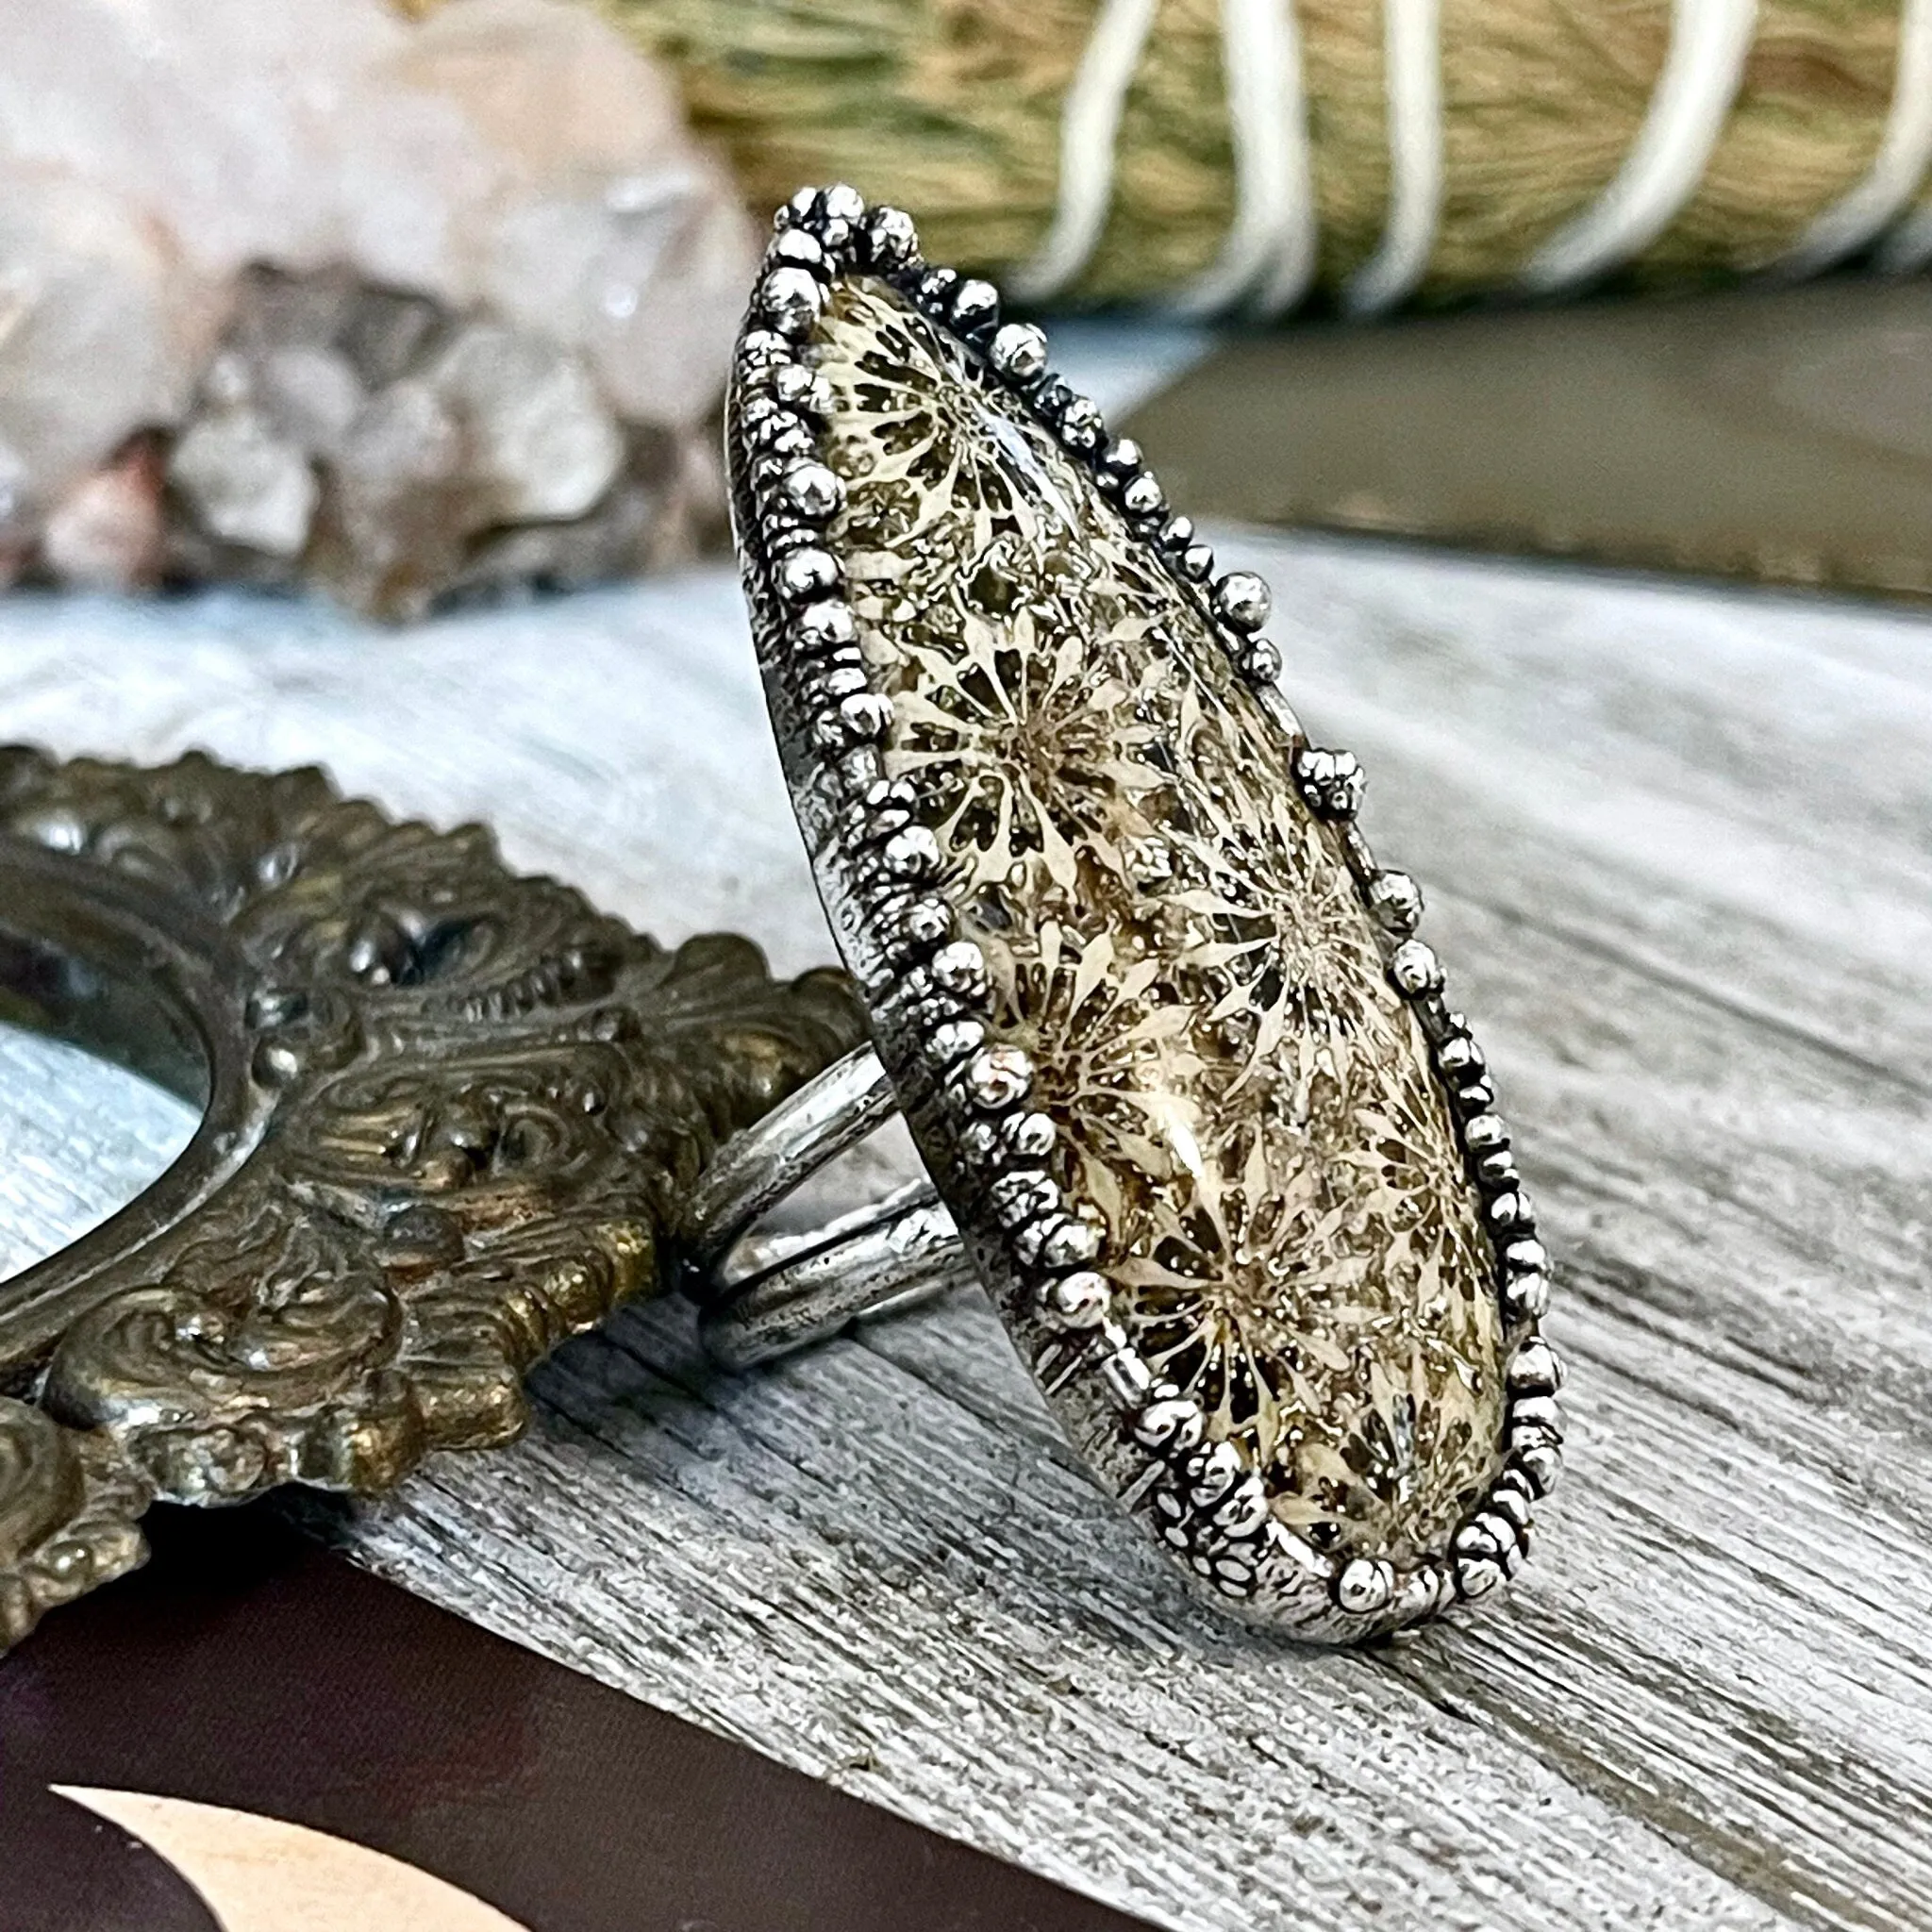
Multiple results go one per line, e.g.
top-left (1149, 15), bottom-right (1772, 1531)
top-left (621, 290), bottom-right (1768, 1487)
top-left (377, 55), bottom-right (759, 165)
top-left (0, 746), bottom-right (863, 1654)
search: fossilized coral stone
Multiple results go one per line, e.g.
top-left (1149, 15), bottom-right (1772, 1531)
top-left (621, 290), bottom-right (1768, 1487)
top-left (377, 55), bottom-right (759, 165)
top-left (815, 278), bottom-right (1506, 1566)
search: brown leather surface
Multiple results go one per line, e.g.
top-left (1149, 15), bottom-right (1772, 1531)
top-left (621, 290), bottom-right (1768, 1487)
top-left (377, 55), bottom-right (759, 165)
top-left (1126, 278), bottom-right (1932, 598)
top-left (0, 1507), bottom-right (1153, 1932)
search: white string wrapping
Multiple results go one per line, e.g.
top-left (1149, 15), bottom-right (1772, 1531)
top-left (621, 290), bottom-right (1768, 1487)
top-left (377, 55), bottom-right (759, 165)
top-left (1170, 0), bottom-right (1319, 318)
top-left (1344, 0), bottom-right (1443, 315)
top-left (1519, 0), bottom-right (1757, 294)
top-left (1866, 0), bottom-right (1932, 270)
top-left (1016, 0), bottom-right (1932, 315)
top-left (1007, 0), bottom-right (1161, 302)
top-left (1779, 0), bottom-right (1932, 274)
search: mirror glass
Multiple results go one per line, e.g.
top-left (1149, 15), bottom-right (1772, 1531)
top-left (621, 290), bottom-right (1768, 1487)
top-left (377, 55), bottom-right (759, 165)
top-left (0, 1018), bottom-right (200, 1281)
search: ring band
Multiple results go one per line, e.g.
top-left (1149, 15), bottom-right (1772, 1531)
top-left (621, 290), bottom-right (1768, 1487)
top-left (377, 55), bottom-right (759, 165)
top-left (683, 1044), bottom-right (972, 1369)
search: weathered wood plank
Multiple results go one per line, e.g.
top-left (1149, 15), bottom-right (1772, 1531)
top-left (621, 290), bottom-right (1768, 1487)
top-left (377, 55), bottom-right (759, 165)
top-left (1, 532), bottom-right (1928, 1931)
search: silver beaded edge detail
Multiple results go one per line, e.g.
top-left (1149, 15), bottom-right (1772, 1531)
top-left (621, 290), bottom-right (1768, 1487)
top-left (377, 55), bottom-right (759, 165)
top-left (727, 185), bottom-right (1562, 1639)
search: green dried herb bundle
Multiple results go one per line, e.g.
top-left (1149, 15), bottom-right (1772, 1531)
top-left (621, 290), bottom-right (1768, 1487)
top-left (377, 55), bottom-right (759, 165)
top-left (546, 0), bottom-right (1919, 306)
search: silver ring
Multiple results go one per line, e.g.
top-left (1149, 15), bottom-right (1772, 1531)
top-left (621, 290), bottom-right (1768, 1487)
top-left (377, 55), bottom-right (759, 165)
top-left (684, 1043), bottom-right (974, 1368)
top-left (689, 185), bottom-right (1564, 1643)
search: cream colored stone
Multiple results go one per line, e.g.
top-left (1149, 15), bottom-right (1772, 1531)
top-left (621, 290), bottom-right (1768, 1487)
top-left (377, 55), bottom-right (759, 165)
top-left (816, 279), bottom-right (1505, 1565)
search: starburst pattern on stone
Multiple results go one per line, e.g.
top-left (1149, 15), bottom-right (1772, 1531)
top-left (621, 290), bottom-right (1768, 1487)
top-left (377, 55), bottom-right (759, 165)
top-left (816, 277), bottom-right (1504, 1564)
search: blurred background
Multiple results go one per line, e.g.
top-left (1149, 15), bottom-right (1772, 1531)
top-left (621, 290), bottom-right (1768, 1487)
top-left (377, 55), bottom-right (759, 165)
top-left (3, 0), bottom-right (1930, 617)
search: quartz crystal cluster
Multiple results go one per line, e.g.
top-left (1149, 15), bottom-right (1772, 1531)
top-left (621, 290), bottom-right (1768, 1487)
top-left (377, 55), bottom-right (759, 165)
top-left (0, 0), bottom-right (755, 615)
top-left (815, 277), bottom-right (1507, 1565)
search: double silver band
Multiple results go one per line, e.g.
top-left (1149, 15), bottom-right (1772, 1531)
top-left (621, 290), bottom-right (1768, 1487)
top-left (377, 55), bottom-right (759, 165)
top-left (680, 1045), bottom-right (973, 1367)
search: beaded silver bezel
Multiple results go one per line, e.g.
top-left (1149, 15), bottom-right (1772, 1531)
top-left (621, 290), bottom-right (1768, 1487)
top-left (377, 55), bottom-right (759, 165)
top-left (725, 185), bottom-right (1562, 1641)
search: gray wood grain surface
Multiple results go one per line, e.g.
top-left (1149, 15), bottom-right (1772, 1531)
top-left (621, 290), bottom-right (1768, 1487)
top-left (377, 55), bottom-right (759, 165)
top-left (1, 530), bottom-right (1927, 1932)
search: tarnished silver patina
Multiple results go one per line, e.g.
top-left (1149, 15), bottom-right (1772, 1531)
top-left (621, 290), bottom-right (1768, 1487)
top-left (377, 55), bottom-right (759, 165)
top-left (0, 747), bottom-right (862, 1654)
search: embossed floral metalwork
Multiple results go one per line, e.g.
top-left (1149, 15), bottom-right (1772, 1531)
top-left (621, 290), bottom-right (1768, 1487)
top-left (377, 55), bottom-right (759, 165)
top-left (0, 1397), bottom-right (150, 1650)
top-left (0, 748), bottom-right (863, 1651)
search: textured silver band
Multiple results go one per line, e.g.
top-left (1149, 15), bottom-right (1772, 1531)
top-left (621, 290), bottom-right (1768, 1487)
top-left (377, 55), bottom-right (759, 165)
top-left (681, 1045), bottom-right (972, 1367)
